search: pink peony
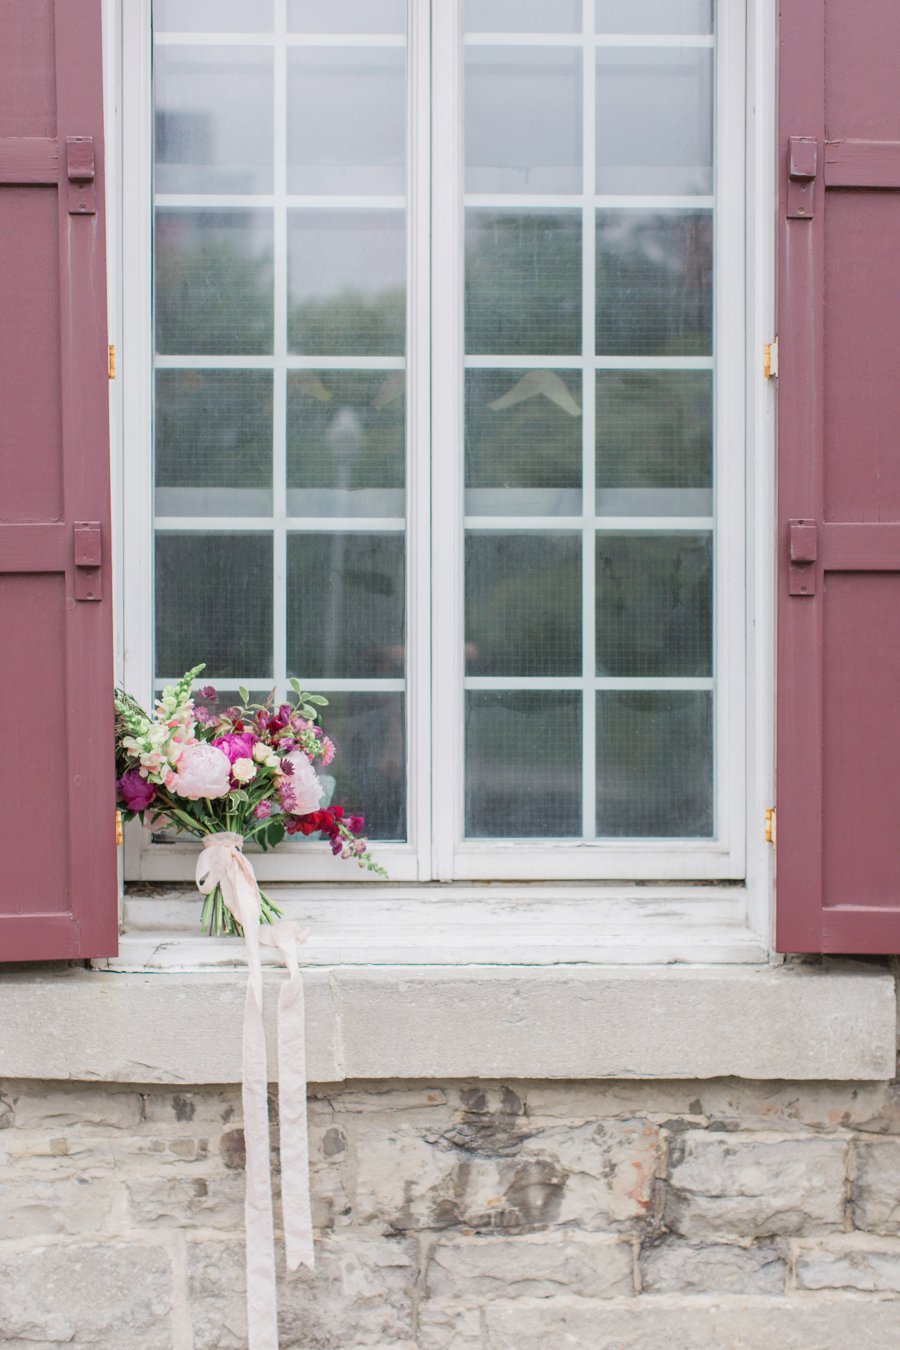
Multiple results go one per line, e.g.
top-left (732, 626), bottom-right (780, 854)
top-left (171, 742), bottom-right (232, 800)
top-left (212, 731), bottom-right (258, 764)
top-left (279, 750), bottom-right (324, 816)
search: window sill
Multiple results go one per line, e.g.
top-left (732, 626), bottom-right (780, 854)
top-left (0, 960), bottom-right (893, 1084)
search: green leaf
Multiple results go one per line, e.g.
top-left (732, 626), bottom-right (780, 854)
top-left (229, 789), bottom-right (249, 805)
top-left (306, 694), bottom-right (329, 707)
top-left (238, 685), bottom-right (250, 706)
top-left (289, 677), bottom-right (302, 696)
top-left (267, 820), bottom-right (286, 849)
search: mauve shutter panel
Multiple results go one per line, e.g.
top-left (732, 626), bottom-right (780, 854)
top-left (777, 0), bottom-right (900, 952)
top-left (0, 0), bottom-right (117, 959)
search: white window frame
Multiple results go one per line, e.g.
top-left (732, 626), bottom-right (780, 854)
top-left (114, 0), bottom-right (771, 935)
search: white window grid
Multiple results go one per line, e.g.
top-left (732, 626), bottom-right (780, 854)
top-left (121, 0), bottom-right (747, 885)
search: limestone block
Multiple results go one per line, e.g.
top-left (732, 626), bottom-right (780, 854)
top-left (355, 1120), bottom-right (659, 1234)
top-left (128, 1173), bottom-right (245, 1230)
top-left (485, 1296), bottom-right (900, 1349)
top-left (187, 1234), bottom-right (418, 1349)
top-left (664, 1133), bottom-right (846, 1238)
top-left (640, 1237), bottom-right (785, 1294)
top-left (796, 1237), bottom-right (900, 1293)
top-left (851, 1140), bottom-right (900, 1234)
top-left (10, 1086), bottom-right (143, 1130)
top-left (141, 1087), bottom-right (241, 1127)
top-left (0, 1240), bottom-right (173, 1347)
top-left (426, 1232), bottom-right (634, 1301)
top-left (0, 1177), bottom-right (123, 1238)
top-left (418, 1301), bottom-right (483, 1349)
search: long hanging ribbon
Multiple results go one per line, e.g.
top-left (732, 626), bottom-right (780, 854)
top-left (197, 832), bottom-right (314, 1350)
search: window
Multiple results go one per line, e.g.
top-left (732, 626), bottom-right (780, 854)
top-left (121, 0), bottom-right (746, 885)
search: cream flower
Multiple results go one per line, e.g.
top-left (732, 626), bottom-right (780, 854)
top-left (232, 757), bottom-right (257, 785)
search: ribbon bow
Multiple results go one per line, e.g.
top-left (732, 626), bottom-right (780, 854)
top-left (197, 832), bottom-right (314, 1350)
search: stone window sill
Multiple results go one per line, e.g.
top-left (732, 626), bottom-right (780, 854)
top-left (0, 961), bottom-right (893, 1085)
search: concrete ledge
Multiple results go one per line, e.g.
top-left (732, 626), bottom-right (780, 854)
top-left (0, 962), bottom-right (893, 1084)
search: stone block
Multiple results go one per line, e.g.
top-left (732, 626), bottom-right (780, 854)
top-left (852, 1140), bottom-right (900, 1234)
top-left (0, 1240), bottom-right (173, 1347)
top-left (485, 1296), bottom-right (900, 1348)
top-left (187, 1234), bottom-right (417, 1349)
top-left (128, 1174), bottom-right (245, 1230)
top-left (795, 1237), bottom-right (900, 1293)
top-left (665, 1133), bottom-right (846, 1238)
top-left (141, 1088), bottom-right (241, 1127)
top-left (10, 1087), bottom-right (143, 1131)
top-left (356, 1120), bottom-right (658, 1234)
top-left (0, 1178), bottom-right (122, 1238)
top-left (640, 1238), bottom-right (785, 1294)
top-left (419, 1301), bottom-right (483, 1349)
top-left (426, 1232), bottom-right (633, 1301)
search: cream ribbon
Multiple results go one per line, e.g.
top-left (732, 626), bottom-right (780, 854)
top-left (196, 832), bottom-right (314, 1350)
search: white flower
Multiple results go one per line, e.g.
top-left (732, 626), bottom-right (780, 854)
top-left (232, 757), bottom-right (257, 785)
top-left (279, 750), bottom-right (324, 816)
top-left (252, 742), bottom-right (279, 768)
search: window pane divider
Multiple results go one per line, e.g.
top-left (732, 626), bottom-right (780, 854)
top-left (153, 32), bottom-right (408, 48)
top-left (581, 0), bottom-right (597, 840)
top-left (463, 33), bottom-right (714, 48)
top-left (463, 355), bottom-right (715, 369)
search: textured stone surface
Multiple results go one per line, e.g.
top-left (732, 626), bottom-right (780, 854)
top-left (0, 1177), bottom-right (123, 1238)
top-left (665, 1133), bottom-right (847, 1237)
top-left (485, 1297), bottom-right (900, 1348)
top-left (0, 1241), bottom-right (173, 1347)
top-left (10, 1087), bottom-right (143, 1130)
top-left (640, 1238), bottom-right (785, 1294)
top-left (852, 1140), bottom-right (900, 1234)
top-left (795, 1238), bottom-right (900, 1293)
top-left (418, 1302), bottom-right (483, 1349)
top-left (427, 1232), bottom-right (634, 1300)
top-left (128, 1173), bottom-right (246, 1229)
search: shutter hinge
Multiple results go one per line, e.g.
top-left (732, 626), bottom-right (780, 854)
top-left (115, 810), bottom-right (123, 847)
top-left (108, 344), bottom-right (116, 380)
top-left (763, 338), bottom-right (778, 379)
top-left (765, 807), bottom-right (777, 846)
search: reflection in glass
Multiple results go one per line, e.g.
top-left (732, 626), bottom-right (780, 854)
top-left (596, 0), bottom-right (712, 34)
top-left (466, 691), bottom-right (582, 836)
top-left (287, 48), bottom-right (405, 196)
top-left (156, 533), bottom-right (273, 678)
top-left (465, 369), bottom-right (581, 516)
top-left (596, 371), bottom-right (712, 516)
top-left (596, 210), bottom-right (712, 356)
top-left (596, 532), bottom-right (713, 677)
top-left (153, 0), bottom-right (274, 33)
top-left (596, 49), bottom-right (712, 195)
top-left (466, 533), bottom-right (581, 677)
top-left (288, 0), bottom-right (406, 34)
top-left (312, 692), bottom-right (406, 840)
top-left (465, 48), bottom-right (582, 194)
top-left (155, 370), bottom-right (273, 516)
top-left (466, 211), bottom-right (581, 355)
top-left (287, 533), bottom-right (405, 679)
top-left (153, 47), bottom-right (273, 195)
top-left (155, 209), bottom-right (273, 355)
top-left (597, 691), bottom-right (712, 836)
top-left (288, 211), bottom-right (405, 355)
top-left (287, 372), bottom-right (405, 517)
top-left (466, 0), bottom-right (581, 32)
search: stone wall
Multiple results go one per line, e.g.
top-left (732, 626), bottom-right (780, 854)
top-left (3, 1076), bottom-right (900, 1347)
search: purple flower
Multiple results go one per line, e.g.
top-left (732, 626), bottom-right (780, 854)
top-left (199, 685), bottom-right (218, 703)
top-left (212, 731), bottom-right (258, 764)
top-left (116, 768), bottom-right (157, 812)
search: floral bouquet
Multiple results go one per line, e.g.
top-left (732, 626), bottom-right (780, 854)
top-left (114, 665), bottom-right (385, 936)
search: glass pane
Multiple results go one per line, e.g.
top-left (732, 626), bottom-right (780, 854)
top-left (596, 1), bottom-right (712, 34)
top-left (288, 210), bottom-right (405, 355)
top-left (288, 0), bottom-right (406, 34)
top-left (465, 48), bottom-right (582, 194)
top-left (153, 0), bottom-right (274, 33)
top-left (466, 533), bottom-right (581, 677)
top-left (466, 211), bottom-right (581, 355)
top-left (287, 48), bottom-right (406, 196)
top-left (597, 691), bottom-right (712, 836)
top-left (155, 533), bottom-right (273, 678)
top-left (596, 371), bottom-right (712, 516)
top-left (596, 49), bottom-right (713, 195)
top-left (155, 370), bottom-right (273, 516)
top-left (596, 209), bottom-right (712, 356)
top-left (153, 47), bottom-right (273, 195)
top-left (466, 369), bottom-right (582, 516)
top-left (287, 371), bottom-right (405, 517)
top-left (596, 532), bottom-right (712, 677)
top-left (286, 533), bottom-right (405, 679)
top-left (466, 691), bottom-right (582, 836)
top-left (312, 692), bottom-right (406, 840)
top-left (466, 0), bottom-right (581, 32)
top-left (155, 209), bottom-right (273, 355)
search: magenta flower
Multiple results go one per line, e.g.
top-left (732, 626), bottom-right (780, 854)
top-left (199, 685), bottom-right (218, 702)
top-left (116, 769), bottom-right (157, 812)
top-left (212, 731), bottom-right (258, 764)
top-left (254, 801), bottom-right (273, 820)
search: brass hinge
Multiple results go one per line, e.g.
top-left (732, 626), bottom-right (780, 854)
top-left (115, 810), bottom-right (123, 846)
top-left (764, 807), bottom-right (776, 846)
top-left (763, 338), bottom-right (778, 379)
top-left (108, 343), bottom-right (116, 380)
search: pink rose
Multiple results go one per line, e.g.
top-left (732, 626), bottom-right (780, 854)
top-left (171, 742), bottom-right (232, 800)
top-left (279, 750), bottom-right (324, 816)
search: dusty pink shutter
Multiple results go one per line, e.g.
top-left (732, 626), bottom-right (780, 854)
top-left (0, 0), bottom-right (117, 959)
top-left (777, 0), bottom-right (900, 952)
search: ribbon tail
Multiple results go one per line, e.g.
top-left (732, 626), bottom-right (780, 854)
top-left (242, 976), bottom-right (279, 1350)
top-left (277, 956), bottom-right (315, 1270)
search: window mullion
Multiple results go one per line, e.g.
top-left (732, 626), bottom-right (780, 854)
top-left (272, 0), bottom-right (288, 705)
top-left (581, 0), bottom-right (597, 841)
